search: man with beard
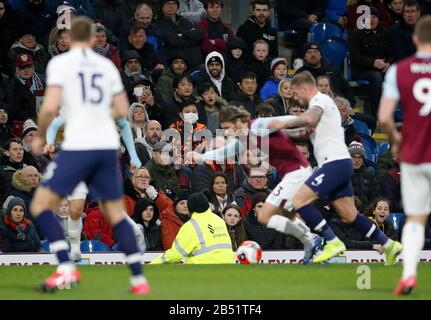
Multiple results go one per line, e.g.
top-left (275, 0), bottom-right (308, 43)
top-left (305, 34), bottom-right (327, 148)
top-left (12, 0), bottom-right (60, 47)
top-left (296, 42), bottom-right (356, 107)
top-left (237, 0), bottom-right (278, 60)
top-left (135, 120), bottom-right (163, 166)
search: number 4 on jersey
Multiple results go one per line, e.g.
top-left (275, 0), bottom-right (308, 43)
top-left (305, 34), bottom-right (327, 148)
top-left (311, 173), bottom-right (325, 187)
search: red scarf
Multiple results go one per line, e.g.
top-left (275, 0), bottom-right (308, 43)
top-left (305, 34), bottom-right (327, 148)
top-left (3, 214), bottom-right (31, 230)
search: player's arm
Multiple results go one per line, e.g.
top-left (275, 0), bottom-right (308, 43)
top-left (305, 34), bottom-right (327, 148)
top-left (250, 115), bottom-right (298, 136)
top-left (116, 117), bottom-right (142, 168)
top-left (267, 106), bottom-right (323, 130)
top-left (190, 138), bottom-right (244, 164)
top-left (37, 86), bottom-right (62, 145)
top-left (46, 114), bottom-right (65, 145)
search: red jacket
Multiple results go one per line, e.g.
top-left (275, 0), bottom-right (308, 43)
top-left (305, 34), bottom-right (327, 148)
top-left (159, 201), bottom-right (186, 251)
top-left (83, 206), bottom-right (115, 247)
top-left (196, 18), bottom-right (234, 55)
top-left (123, 190), bottom-right (173, 217)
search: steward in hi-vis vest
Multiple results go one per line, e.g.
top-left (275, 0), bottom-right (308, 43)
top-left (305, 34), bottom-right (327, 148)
top-left (151, 193), bottom-right (235, 264)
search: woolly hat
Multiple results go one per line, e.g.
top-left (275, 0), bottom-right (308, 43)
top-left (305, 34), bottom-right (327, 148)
top-left (187, 193), bottom-right (210, 214)
top-left (348, 141), bottom-right (365, 158)
top-left (6, 197), bottom-right (26, 218)
top-left (22, 119), bottom-right (38, 138)
top-left (121, 50), bottom-right (141, 66)
top-left (160, 0), bottom-right (180, 8)
top-left (207, 55), bottom-right (223, 66)
top-left (174, 189), bottom-right (193, 207)
top-left (251, 192), bottom-right (268, 208)
top-left (270, 58), bottom-right (287, 75)
top-left (369, 6), bottom-right (381, 18)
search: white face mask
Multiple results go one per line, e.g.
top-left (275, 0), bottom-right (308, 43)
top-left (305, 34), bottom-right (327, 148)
top-left (133, 87), bottom-right (144, 97)
top-left (183, 112), bottom-right (198, 124)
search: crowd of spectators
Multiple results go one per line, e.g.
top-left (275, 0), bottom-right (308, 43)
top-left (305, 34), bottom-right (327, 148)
top-left (0, 0), bottom-right (428, 253)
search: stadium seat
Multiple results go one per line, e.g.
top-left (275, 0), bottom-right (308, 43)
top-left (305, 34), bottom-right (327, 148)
top-left (387, 212), bottom-right (405, 240)
top-left (80, 240), bottom-right (112, 252)
top-left (358, 133), bottom-right (377, 163)
top-left (308, 22), bottom-right (345, 43)
top-left (319, 37), bottom-right (348, 71)
top-left (40, 240), bottom-right (52, 253)
top-left (374, 142), bottom-right (390, 163)
top-left (353, 119), bottom-right (371, 135)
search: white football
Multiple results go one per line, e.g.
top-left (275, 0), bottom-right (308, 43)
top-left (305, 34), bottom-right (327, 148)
top-left (236, 240), bottom-right (262, 264)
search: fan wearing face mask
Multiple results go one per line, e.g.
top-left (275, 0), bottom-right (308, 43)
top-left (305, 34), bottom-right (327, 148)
top-left (168, 98), bottom-right (207, 164)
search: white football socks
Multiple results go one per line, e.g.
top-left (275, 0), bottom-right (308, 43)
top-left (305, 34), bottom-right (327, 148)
top-left (401, 221), bottom-right (425, 280)
top-left (267, 215), bottom-right (314, 247)
top-left (67, 215), bottom-right (82, 256)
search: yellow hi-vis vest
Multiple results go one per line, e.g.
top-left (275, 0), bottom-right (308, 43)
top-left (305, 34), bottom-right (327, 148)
top-left (151, 209), bottom-right (235, 264)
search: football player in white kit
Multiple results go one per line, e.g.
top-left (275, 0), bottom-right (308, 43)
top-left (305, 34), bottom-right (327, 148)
top-left (45, 113), bottom-right (146, 261)
top-left (269, 71), bottom-right (403, 264)
top-left (30, 17), bottom-right (149, 294)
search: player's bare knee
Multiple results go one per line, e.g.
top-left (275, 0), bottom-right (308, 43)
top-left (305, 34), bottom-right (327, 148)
top-left (257, 213), bottom-right (270, 226)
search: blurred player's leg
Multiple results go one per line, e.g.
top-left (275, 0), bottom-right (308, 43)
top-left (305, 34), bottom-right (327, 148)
top-left (67, 183), bottom-right (89, 262)
top-left (102, 200), bottom-right (150, 295)
top-left (30, 187), bottom-right (80, 292)
top-left (123, 212), bottom-right (146, 253)
top-left (394, 164), bottom-right (430, 295)
top-left (262, 167), bottom-right (323, 263)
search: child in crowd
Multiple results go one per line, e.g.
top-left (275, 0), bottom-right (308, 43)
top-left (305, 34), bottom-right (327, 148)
top-left (225, 36), bottom-right (248, 85)
top-left (260, 58), bottom-right (288, 101)
top-left (316, 75), bottom-right (336, 98)
top-left (196, 82), bottom-right (227, 136)
top-left (247, 40), bottom-right (271, 89)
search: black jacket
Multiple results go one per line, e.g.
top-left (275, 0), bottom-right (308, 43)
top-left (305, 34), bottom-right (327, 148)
top-left (92, 0), bottom-right (127, 37)
top-left (225, 36), bottom-right (248, 85)
top-left (296, 59), bottom-right (356, 107)
top-left (349, 27), bottom-right (393, 75)
top-left (6, 76), bottom-right (45, 122)
top-left (0, 4), bottom-right (19, 75)
top-left (132, 198), bottom-right (162, 251)
top-left (389, 19), bottom-right (416, 63)
top-left (236, 16), bottom-right (278, 59)
top-left (246, 57), bottom-right (271, 90)
top-left (244, 208), bottom-right (295, 249)
top-left (351, 165), bottom-right (379, 212)
top-left (121, 42), bottom-right (164, 71)
top-left (229, 90), bottom-right (263, 118)
top-left (276, 0), bottom-right (325, 29)
top-left (155, 15), bottom-right (203, 69)
top-left (191, 162), bottom-right (246, 194)
top-left (0, 217), bottom-right (40, 253)
top-left (197, 74), bottom-right (236, 101)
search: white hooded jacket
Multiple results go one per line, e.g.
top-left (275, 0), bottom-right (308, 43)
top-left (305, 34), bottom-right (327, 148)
top-left (205, 51), bottom-right (225, 97)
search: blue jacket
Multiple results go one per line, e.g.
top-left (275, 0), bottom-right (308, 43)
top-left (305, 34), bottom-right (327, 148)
top-left (260, 78), bottom-right (280, 101)
top-left (325, 0), bottom-right (347, 25)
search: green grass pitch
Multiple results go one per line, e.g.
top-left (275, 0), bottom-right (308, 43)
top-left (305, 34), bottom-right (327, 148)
top-left (0, 264), bottom-right (430, 300)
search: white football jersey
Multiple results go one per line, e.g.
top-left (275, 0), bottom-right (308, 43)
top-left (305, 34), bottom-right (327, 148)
top-left (46, 47), bottom-right (124, 150)
top-left (308, 92), bottom-right (350, 166)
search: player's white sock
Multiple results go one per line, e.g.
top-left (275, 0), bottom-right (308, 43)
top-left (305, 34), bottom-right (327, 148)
top-left (124, 212), bottom-right (146, 253)
top-left (57, 262), bottom-right (76, 273)
top-left (68, 215), bottom-right (82, 257)
top-left (130, 275), bottom-right (147, 287)
top-left (401, 221), bottom-right (425, 280)
top-left (267, 215), bottom-right (313, 246)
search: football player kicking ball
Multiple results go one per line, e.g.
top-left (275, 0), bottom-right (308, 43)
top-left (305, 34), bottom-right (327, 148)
top-left (190, 105), bottom-right (323, 264)
top-left (30, 17), bottom-right (149, 295)
top-left (269, 71), bottom-right (403, 264)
